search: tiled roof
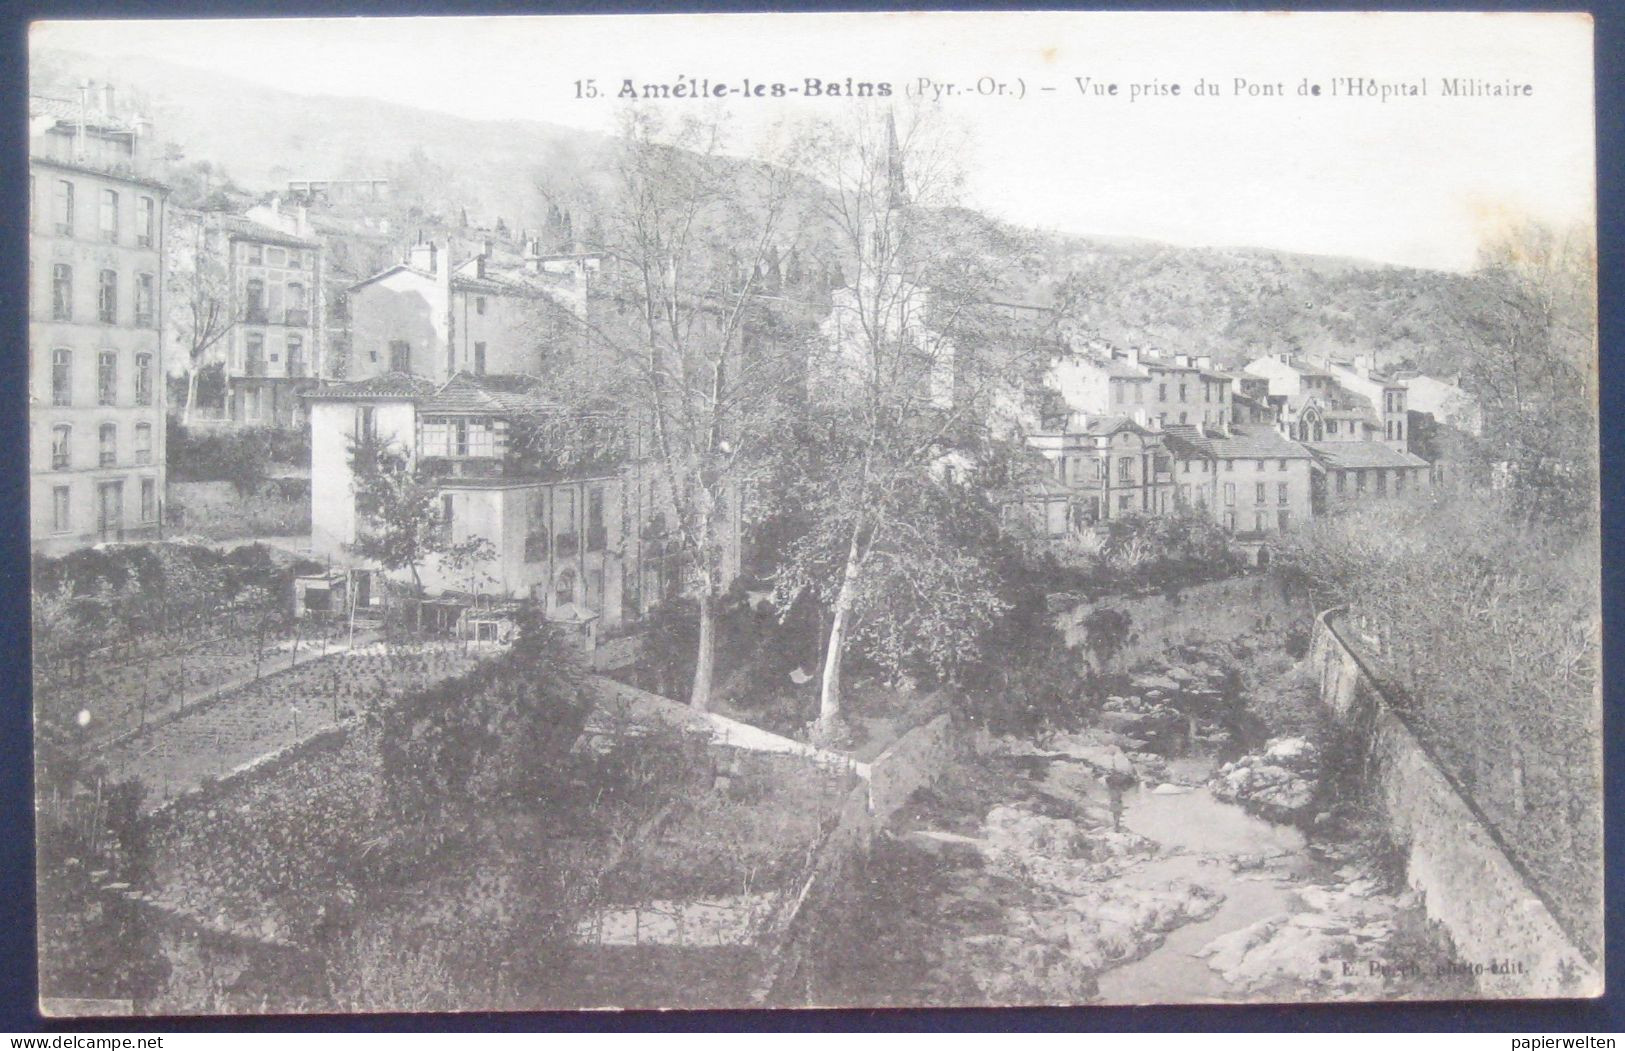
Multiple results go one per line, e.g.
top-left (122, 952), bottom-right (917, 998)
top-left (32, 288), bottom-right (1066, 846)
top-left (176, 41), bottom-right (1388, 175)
top-left (302, 373), bottom-right (438, 400)
top-left (419, 373), bottom-right (563, 416)
top-left (1163, 423), bottom-right (1313, 460)
top-left (30, 95), bottom-right (136, 133)
top-left (1082, 414), bottom-right (1149, 437)
top-left (1303, 442), bottom-right (1430, 470)
top-left (221, 215), bottom-right (322, 249)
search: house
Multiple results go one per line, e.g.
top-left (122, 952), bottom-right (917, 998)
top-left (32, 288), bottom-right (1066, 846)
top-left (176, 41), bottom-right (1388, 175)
top-left (1321, 355), bottom-right (1412, 452)
top-left (1302, 440), bottom-right (1432, 510)
top-left (344, 237), bottom-right (591, 385)
top-left (1022, 412), bottom-right (1176, 532)
top-left (29, 86), bottom-right (168, 552)
top-left (1043, 342), bottom-right (1240, 435)
top-left (223, 205), bottom-right (326, 428)
top-left (1161, 423), bottom-right (1315, 537)
top-left (304, 371), bottom-right (736, 632)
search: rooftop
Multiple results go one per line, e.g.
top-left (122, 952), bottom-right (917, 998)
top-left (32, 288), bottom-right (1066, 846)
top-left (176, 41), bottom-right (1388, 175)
top-left (1303, 442), bottom-right (1430, 470)
top-left (1163, 423), bottom-right (1313, 460)
top-left (302, 373), bottom-right (438, 401)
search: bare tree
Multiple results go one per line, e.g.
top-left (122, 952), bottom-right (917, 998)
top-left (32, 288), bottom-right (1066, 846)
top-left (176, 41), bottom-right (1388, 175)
top-left (542, 106), bottom-right (816, 711)
top-left (167, 209), bottom-right (238, 422)
top-left (783, 103), bottom-right (1035, 737)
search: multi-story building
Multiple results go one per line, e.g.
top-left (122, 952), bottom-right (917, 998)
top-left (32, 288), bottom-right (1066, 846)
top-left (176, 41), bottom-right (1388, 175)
top-left (345, 238), bottom-right (591, 385)
top-left (29, 88), bottom-right (168, 552)
top-left (220, 202), bottom-right (326, 428)
top-left (1302, 440), bottom-right (1433, 510)
top-left (1023, 413), bottom-right (1176, 530)
top-left (305, 371), bottom-right (735, 631)
top-left (1161, 424), bottom-right (1315, 537)
top-left (1322, 355), bottom-right (1411, 452)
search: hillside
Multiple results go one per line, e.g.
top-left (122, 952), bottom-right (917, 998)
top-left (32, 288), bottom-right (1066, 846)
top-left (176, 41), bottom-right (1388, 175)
top-left (33, 45), bottom-right (1485, 376)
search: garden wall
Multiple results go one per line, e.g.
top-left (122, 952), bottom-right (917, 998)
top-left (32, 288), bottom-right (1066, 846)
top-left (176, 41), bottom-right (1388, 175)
top-left (1059, 574), bottom-right (1307, 660)
top-left (1308, 611), bottom-right (1601, 998)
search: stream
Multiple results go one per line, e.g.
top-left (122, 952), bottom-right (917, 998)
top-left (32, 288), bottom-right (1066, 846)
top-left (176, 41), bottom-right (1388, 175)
top-left (1041, 755), bottom-right (1321, 1004)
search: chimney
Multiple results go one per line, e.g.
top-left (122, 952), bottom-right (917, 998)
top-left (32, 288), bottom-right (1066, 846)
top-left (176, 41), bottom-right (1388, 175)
top-left (1125, 346), bottom-right (1141, 367)
top-left (410, 239), bottom-right (438, 274)
top-left (1174, 353), bottom-right (1190, 368)
top-left (296, 204), bottom-right (309, 236)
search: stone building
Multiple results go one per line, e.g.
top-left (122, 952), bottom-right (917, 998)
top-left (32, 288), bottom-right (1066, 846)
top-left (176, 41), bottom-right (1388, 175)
top-left (344, 238), bottom-right (591, 386)
top-left (1161, 423), bottom-right (1315, 537)
top-left (29, 87), bottom-right (168, 552)
top-left (304, 372), bottom-right (736, 632)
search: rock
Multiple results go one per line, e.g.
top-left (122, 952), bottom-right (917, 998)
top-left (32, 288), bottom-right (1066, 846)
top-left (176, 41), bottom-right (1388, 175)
top-left (1264, 736), bottom-right (1320, 774)
top-left (984, 806), bottom-right (1088, 859)
top-left (1151, 783), bottom-right (1193, 795)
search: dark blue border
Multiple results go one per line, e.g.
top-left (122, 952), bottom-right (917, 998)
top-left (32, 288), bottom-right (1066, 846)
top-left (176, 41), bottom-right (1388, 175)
top-left (0, 0), bottom-right (1619, 1033)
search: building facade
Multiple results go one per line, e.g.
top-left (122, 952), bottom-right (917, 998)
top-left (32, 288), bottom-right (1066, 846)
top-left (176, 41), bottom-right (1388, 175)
top-left (345, 239), bottom-right (589, 386)
top-left (29, 90), bottom-right (168, 553)
top-left (305, 372), bottom-right (735, 631)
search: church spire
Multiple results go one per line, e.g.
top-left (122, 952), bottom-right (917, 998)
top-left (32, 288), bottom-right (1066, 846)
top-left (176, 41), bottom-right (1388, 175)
top-left (885, 108), bottom-right (908, 207)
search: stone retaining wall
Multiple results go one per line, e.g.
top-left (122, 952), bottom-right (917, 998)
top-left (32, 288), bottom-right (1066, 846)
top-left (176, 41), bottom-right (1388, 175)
top-left (1308, 611), bottom-right (1600, 998)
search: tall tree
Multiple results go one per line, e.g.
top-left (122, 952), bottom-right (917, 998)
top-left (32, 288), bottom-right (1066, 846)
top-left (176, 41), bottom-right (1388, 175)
top-left (166, 209), bottom-right (237, 422)
top-left (544, 107), bottom-right (815, 711)
top-left (786, 103), bottom-right (1032, 737)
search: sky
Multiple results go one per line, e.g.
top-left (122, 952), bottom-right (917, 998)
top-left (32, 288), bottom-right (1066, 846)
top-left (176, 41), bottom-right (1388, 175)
top-left (33, 12), bottom-right (1597, 272)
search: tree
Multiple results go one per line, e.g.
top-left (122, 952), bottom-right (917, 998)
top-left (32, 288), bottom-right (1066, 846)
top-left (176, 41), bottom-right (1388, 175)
top-left (1451, 218), bottom-right (1597, 526)
top-left (785, 103), bottom-right (1035, 737)
top-left (540, 106), bottom-right (815, 711)
top-left (347, 439), bottom-right (496, 626)
top-left (166, 210), bottom-right (238, 422)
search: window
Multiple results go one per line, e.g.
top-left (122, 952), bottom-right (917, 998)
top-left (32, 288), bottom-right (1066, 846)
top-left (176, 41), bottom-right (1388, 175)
top-left (52, 264), bottom-right (73, 321)
top-left (1375, 470), bottom-right (1388, 496)
top-left (267, 247), bottom-right (287, 267)
top-left (1278, 482), bottom-right (1289, 506)
top-left (1255, 459), bottom-right (1265, 471)
top-left (246, 243), bottom-right (263, 265)
top-left (1328, 420), bottom-right (1338, 435)
top-left (1254, 512), bottom-right (1267, 533)
top-left (1178, 411), bottom-right (1187, 425)
top-left (98, 269), bottom-right (118, 324)
top-left (1255, 482), bottom-right (1266, 504)
top-left (1396, 471), bottom-right (1407, 495)
top-left (1355, 470), bottom-right (1367, 493)
top-left (474, 342), bottom-right (487, 375)
top-left (356, 406), bottom-right (376, 444)
top-left (1158, 383), bottom-right (1167, 401)
top-left (1118, 493), bottom-right (1132, 512)
top-left (98, 423), bottom-right (117, 467)
top-left (134, 422), bottom-right (153, 464)
top-left (1118, 457), bottom-right (1132, 482)
top-left (134, 353), bottom-right (152, 406)
top-left (99, 189), bottom-right (119, 243)
top-left (135, 273), bottom-right (155, 326)
top-left (141, 478), bottom-right (156, 522)
top-left (51, 425), bottom-right (72, 470)
top-left (475, 296), bottom-right (487, 315)
top-left (587, 488), bottom-right (606, 551)
top-left (1396, 420), bottom-right (1404, 441)
top-left (556, 488), bottom-right (578, 555)
top-left (1133, 384), bottom-right (1143, 404)
top-left (51, 486), bottom-right (70, 533)
top-left (54, 179), bottom-right (74, 235)
top-left (1179, 484), bottom-right (1191, 504)
top-left (245, 278), bottom-right (265, 321)
top-left (287, 282), bottom-right (307, 325)
top-left (389, 340), bottom-right (411, 372)
top-left (555, 568), bottom-right (576, 608)
top-left (288, 247), bottom-right (304, 269)
top-left (1179, 383), bottom-right (1188, 400)
top-left (1385, 421), bottom-right (1393, 440)
top-left (97, 351), bottom-right (117, 405)
top-left (51, 349), bottom-right (72, 406)
top-left (245, 333), bottom-right (265, 376)
top-left (1278, 458), bottom-right (1287, 470)
top-left (1181, 461), bottom-right (1190, 474)
top-left (1223, 483), bottom-right (1236, 506)
top-left (1225, 460), bottom-right (1234, 472)
top-left (136, 196), bottom-right (154, 247)
top-left (1223, 511), bottom-right (1235, 531)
